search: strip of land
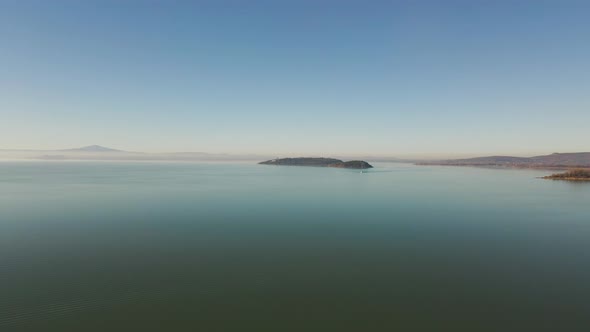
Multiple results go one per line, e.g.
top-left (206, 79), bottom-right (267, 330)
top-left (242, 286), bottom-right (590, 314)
top-left (417, 152), bottom-right (590, 169)
top-left (542, 169), bottom-right (590, 181)
top-left (259, 158), bottom-right (373, 169)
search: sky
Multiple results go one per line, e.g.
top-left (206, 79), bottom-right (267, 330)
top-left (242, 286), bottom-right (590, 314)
top-left (1, 0), bottom-right (589, 158)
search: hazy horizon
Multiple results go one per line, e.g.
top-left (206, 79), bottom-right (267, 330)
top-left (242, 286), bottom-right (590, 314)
top-left (1, 143), bottom-right (590, 162)
top-left (2, 1), bottom-right (589, 156)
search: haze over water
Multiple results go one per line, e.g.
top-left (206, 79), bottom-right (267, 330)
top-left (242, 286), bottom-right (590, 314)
top-left (3, 1), bottom-right (590, 330)
top-left (2, 161), bottom-right (589, 331)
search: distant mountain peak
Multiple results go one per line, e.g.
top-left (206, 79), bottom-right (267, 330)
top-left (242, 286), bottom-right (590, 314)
top-left (63, 145), bottom-right (122, 152)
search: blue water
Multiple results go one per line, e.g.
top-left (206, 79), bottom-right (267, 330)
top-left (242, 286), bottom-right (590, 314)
top-left (1, 161), bottom-right (590, 331)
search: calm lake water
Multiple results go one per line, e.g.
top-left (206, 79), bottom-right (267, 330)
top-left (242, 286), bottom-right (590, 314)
top-left (1, 161), bottom-right (590, 331)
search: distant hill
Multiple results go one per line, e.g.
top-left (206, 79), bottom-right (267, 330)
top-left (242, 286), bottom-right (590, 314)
top-left (60, 145), bottom-right (123, 152)
top-left (0, 145), bottom-right (269, 161)
top-left (529, 153), bottom-right (590, 166)
top-left (418, 152), bottom-right (590, 168)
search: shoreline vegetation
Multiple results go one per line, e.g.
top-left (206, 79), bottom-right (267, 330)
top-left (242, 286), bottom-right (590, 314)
top-left (259, 158), bottom-right (373, 169)
top-left (542, 169), bottom-right (590, 181)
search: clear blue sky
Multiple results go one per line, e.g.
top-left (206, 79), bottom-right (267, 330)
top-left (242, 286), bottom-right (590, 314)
top-left (1, 0), bottom-right (589, 157)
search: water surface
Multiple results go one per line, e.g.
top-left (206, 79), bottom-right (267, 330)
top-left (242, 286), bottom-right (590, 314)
top-left (1, 161), bottom-right (589, 331)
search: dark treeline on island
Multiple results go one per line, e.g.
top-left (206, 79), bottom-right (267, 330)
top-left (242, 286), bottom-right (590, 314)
top-left (543, 169), bottom-right (590, 181)
top-left (259, 158), bottom-right (373, 169)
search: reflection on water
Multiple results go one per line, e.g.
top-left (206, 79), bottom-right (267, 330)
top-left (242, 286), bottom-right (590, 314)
top-left (1, 162), bottom-right (590, 331)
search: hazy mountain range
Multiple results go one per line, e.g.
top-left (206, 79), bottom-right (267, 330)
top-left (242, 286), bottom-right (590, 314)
top-left (1, 146), bottom-right (589, 168)
top-left (0, 145), bottom-right (271, 161)
top-left (418, 152), bottom-right (590, 168)
top-left (0, 145), bottom-right (410, 162)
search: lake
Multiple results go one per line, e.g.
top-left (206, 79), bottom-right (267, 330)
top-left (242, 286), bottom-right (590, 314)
top-left (1, 161), bottom-right (589, 331)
